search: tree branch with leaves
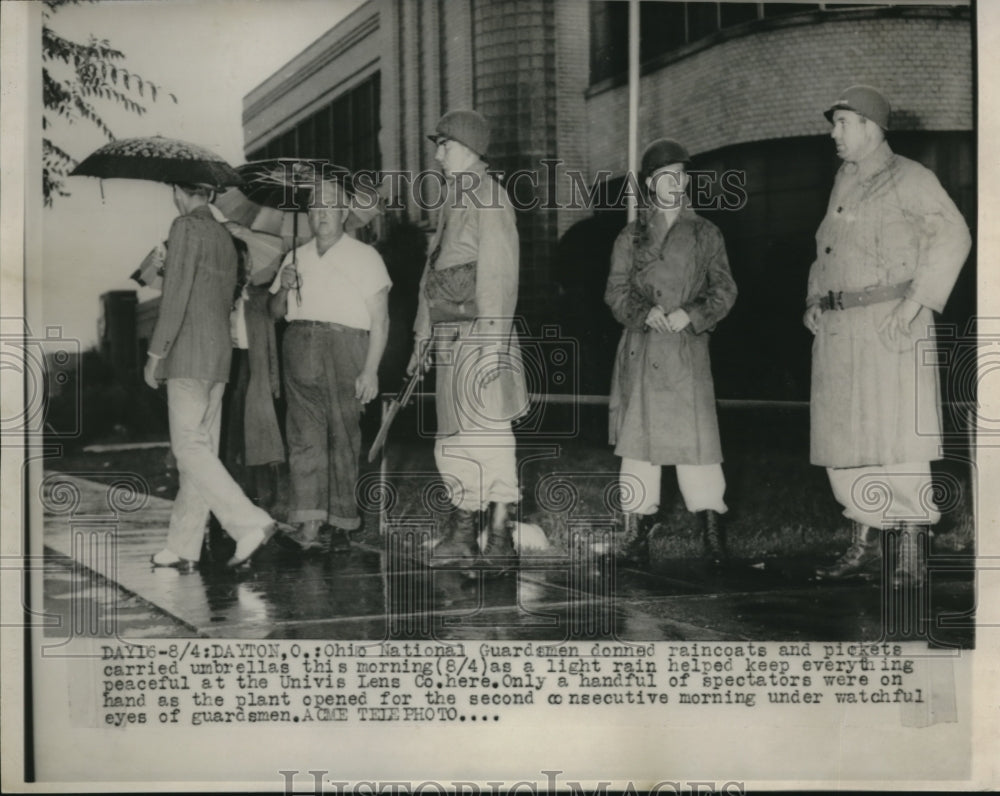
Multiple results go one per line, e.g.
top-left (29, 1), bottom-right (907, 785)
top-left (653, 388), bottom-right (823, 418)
top-left (42, 0), bottom-right (177, 205)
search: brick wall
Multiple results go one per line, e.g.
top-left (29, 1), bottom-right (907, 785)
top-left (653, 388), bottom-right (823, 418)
top-left (553, 0), bottom-right (592, 239)
top-left (473, 0), bottom-right (561, 321)
top-left (587, 13), bottom-right (973, 174)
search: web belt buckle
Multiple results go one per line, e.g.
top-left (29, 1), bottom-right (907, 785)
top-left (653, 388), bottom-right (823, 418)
top-left (826, 290), bottom-right (844, 311)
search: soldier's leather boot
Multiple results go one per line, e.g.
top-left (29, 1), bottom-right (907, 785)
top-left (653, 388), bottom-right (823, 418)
top-left (815, 521), bottom-right (881, 579)
top-left (428, 508), bottom-right (478, 568)
top-left (478, 501), bottom-right (518, 573)
top-left (697, 510), bottom-right (727, 568)
top-left (616, 512), bottom-right (656, 568)
top-left (891, 522), bottom-right (928, 589)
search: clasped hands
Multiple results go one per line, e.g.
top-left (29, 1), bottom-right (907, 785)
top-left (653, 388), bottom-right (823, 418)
top-left (645, 305), bottom-right (691, 334)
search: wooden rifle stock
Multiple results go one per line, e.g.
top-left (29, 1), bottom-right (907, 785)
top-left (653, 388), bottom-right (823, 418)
top-left (367, 338), bottom-right (432, 463)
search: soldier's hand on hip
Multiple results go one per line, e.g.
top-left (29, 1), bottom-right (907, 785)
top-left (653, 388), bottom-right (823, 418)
top-left (878, 298), bottom-right (922, 342)
top-left (803, 304), bottom-right (822, 335)
top-left (645, 305), bottom-right (670, 333)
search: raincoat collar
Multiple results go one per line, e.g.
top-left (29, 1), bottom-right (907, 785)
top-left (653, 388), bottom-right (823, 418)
top-left (445, 159), bottom-right (491, 186)
top-left (846, 140), bottom-right (893, 182)
top-left (641, 202), bottom-right (696, 245)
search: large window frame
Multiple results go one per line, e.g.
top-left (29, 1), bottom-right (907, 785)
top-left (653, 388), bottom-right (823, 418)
top-left (247, 73), bottom-right (381, 171)
top-left (589, 3), bottom-right (940, 86)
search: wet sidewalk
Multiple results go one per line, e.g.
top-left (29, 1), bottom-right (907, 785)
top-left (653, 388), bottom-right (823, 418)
top-left (41, 472), bottom-right (975, 645)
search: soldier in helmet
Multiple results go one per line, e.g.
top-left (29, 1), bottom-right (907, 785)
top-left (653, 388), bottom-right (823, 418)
top-left (605, 138), bottom-right (738, 570)
top-left (806, 86), bottom-right (971, 587)
top-left (407, 109), bottom-right (529, 572)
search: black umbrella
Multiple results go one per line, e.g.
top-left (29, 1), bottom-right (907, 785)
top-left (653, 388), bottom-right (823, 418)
top-left (232, 158), bottom-right (356, 304)
top-left (70, 135), bottom-right (243, 188)
top-left (236, 158), bottom-right (354, 209)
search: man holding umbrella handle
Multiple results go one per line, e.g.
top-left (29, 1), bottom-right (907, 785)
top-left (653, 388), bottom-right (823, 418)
top-left (269, 178), bottom-right (391, 553)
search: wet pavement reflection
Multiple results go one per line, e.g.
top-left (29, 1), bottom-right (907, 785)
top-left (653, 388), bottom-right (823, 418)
top-left (42, 475), bottom-right (974, 646)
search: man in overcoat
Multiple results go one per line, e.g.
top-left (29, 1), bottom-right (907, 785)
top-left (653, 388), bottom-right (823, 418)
top-left (145, 182), bottom-right (287, 570)
top-left (407, 109), bottom-right (529, 571)
top-left (605, 139), bottom-right (738, 568)
top-left (805, 86), bottom-right (971, 586)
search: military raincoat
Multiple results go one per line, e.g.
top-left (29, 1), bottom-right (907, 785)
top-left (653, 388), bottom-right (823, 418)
top-left (414, 162), bottom-right (529, 436)
top-left (606, 206), bottom-right (737, 465)
top-left (807, 141), bottom-right (971, 467)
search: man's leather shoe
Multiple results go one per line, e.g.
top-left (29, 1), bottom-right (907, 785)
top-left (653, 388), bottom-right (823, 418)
top-left (151, 548), bottom-right (197, 573)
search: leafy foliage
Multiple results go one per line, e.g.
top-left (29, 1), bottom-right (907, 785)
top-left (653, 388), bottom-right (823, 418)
top-left (42, 0), bottom-right (177, 205)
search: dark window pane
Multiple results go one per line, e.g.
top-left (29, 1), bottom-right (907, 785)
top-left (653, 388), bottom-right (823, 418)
top-left (720, 3), bottom-right (758, 27)
top-left (687, 2), bottom-right (720, 42)
top-left (275, 129), bottom-right (296, 159)
top-left (762, 4), bottom-right (819, 18)
top-left (297, 115), bottom-right (316, 159)
top-left (314, 105), bottom-right (332, 161)
top-left (590, 1), bottom-right (628, 83)
top-left (332, 94), bottom-right (352, 167)
top-left (371, 72), bottom-right (381, 170)
top-left (641, 1), bottom-right (686, 61)
top-left (252, 74), bottom-right (381, 170)
top-left (352, 79), bottom-right (376, 171)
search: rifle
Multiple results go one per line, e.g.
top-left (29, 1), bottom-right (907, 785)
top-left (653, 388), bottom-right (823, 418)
top-left (367, 337), bottom-right (433, 463)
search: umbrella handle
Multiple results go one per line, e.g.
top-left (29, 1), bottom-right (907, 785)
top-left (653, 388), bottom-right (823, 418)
top-left (291, 229), bottom-right (303, 306)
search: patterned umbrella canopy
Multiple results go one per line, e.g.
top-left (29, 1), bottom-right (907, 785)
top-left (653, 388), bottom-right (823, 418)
top-left (236, 158), bottom-right (354, 210)
top-left (213, 159), bottom-right (381, 305)
top-left (70, 136), bottom-right (243, 188)
top-left (214, 158), bottom-right (383, 245)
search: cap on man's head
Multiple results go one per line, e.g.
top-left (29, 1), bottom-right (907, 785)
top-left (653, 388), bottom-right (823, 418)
top-left (428, 110), bottom-right (490, 160)
top-left (824, 85), bottom-right (891, 130)
top-left (641, 138), bottom-right (691, 179)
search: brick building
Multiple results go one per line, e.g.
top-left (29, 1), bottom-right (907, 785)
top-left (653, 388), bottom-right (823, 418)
top-left (125, 1), bottom-right (973, 400)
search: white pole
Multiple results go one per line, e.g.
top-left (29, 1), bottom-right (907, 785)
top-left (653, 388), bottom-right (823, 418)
top-left (627, 0), bottom-right (640, 224)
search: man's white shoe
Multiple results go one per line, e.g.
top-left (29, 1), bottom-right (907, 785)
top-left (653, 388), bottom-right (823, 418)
top-left (226, 522), bottom-right (278, 568)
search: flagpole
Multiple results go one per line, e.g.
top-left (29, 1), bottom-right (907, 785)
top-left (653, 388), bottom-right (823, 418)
top-left (627, 0), bottom-right (640, 225)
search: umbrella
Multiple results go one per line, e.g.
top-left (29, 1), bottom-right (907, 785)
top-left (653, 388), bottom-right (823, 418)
top-left (222, 223), bottom-right (286, 286)
top-left (70, 135), bottom-right (243, 188)
top-left (236, 158), bottom-right (354, 211)
top-left (216, 158), bottom-right (383, 304)
top-left (213, 186), bottom-right (310, 250)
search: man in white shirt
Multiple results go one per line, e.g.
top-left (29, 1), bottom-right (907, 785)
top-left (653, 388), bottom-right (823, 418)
top-left (269, 179), bottom-right (391, 552)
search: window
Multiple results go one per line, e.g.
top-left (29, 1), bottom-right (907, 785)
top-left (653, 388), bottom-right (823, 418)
top-left (762, 4), bottom-right (820, 18)
top-left (720, 3), bottom-right (758, 28)
top-left (589, 2), bottom-right (892, 85)
top-left (248, 73), bottom-right (381, 171)
top-left (642, 2), bottom-right (687, 63)
top-left (590, 2), bottom-right (628, 86)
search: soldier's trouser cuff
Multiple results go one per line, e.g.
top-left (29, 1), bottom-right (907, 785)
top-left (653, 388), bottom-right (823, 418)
top-left (826, 463), bottom-right (941, 528)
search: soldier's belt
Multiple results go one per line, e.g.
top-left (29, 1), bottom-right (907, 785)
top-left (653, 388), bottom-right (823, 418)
top-left (819, 281), bottom-right (912, 312)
